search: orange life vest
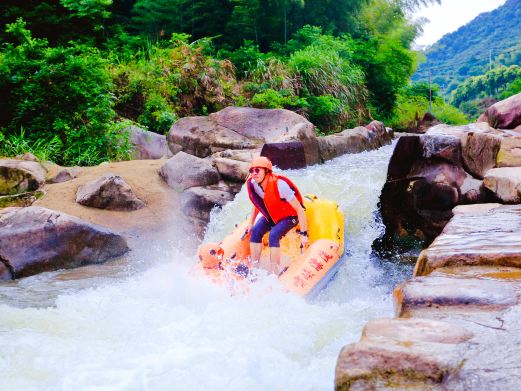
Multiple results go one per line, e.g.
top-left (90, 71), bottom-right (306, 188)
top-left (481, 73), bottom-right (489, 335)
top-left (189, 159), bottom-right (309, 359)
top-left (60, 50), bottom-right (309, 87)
top-left (247, 172), bottom-right (304, 224)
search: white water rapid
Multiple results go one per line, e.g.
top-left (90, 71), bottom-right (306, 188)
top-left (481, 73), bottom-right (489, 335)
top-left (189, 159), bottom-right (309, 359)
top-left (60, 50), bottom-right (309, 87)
top-left (0, 142), bottom-right (410, 391)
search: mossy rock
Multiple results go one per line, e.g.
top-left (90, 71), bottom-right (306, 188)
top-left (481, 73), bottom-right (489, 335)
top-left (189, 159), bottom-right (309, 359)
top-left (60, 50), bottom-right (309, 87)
top-left (0, 160), bottom-right (46, 196)
top-left (0, 190), bottom-right (44, 208)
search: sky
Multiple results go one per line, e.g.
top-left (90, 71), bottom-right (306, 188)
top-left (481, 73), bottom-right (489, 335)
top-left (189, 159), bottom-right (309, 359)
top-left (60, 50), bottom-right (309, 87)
top-left (413, 0), bottom-right (507, 47)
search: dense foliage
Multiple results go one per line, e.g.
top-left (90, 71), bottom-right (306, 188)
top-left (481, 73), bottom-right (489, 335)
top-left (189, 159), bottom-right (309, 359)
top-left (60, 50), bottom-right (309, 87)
top-left (0, 0), bottom-right (443, 165)
top-left (449, 65), bottom-right (521, 119)
top-left (388, 81), bottom-right (468, 131)
top-left (413, 0), bottom-right (521, 96)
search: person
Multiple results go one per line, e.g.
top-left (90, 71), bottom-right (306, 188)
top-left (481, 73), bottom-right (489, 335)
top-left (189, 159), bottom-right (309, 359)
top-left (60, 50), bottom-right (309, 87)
top-left (245, 156), bottom-right (309, 274)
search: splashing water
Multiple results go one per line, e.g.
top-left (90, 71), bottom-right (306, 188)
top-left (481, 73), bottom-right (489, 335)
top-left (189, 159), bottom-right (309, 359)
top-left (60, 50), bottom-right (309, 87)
top-left (0, 142), bottom-right (408, 391)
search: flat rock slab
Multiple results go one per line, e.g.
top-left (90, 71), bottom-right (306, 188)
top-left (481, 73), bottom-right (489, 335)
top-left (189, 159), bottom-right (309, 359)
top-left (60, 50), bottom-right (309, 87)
top-left (0, 159), bottom-right (46, 195)
top-left (415, 204), bottom-right (521, 276)
top-left (335, 338), bottom-right (462, 391)
top-left (362, 318), bottom-right (473, 344)
top-left (393, 276), bottom-right (518, 317)
top-left (483, 167), bottom-right (521, 203)
top-left (0, 206), bottom-right (129, 280)
top-left (76, 173), bottom-right (145, 211)
top-left (431, 265), bottom-right (521, 281)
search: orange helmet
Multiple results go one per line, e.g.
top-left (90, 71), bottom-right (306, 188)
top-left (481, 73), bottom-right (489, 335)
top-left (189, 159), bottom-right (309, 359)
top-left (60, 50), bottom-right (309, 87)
top-left (249, 156), bottom-right (273, 172)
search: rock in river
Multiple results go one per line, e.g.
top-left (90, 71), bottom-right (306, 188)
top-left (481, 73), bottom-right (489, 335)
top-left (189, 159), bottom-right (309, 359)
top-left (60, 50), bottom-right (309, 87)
top-left (0, 206), bottom-right (129, 280)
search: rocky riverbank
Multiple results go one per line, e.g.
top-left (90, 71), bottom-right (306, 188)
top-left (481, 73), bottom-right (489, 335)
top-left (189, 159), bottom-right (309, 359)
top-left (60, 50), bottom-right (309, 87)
top-left (336, 93), bottom-right (521, 390)
top-left (336, 203), bottom-right (521, 390)
top-left (0, 107), bottom-right (393, 280)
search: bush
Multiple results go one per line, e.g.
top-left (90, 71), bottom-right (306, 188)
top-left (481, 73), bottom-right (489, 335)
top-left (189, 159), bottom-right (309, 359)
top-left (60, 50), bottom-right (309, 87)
top-left (432, 103), bottom-right (468, 125)
top-left (250, 89), bottom-right (307, 110)
top-left (0, 19), bottom-right (128, 165)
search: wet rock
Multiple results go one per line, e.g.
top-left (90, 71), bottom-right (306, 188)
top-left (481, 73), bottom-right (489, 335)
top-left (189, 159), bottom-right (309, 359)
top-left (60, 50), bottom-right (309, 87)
top-left (461, 131), bottom-right (500, 178)
top-left (318, 127), bottom-right (371, 161)
top-left (167, 107), bottom-right (320, 165)
top-left (415, 204), bottom-right (521, 276)
top-left (126, 125), bottom-right (174, 159)
top-left (213, 157), bottom-right (249, 182)
top-left (377, 124), bottom-right (509, 248)
top-left (0, 159), bottom-right (46, 195)
top-left (0, 206), bottom-right (129, 280)
top-left (483, 167), bottom-right (521, 203)
top-left (362, 318), bottom-right (473, 344)
top-left (477, 92), bottom-right (521, 130)
top-left (318, 122), bottom-right (393, 162)
top-left (180, 182), bottom-right (237, 222)
top-left (159, 152), bottom-right (220, 191)
top-left (260, 141), bottom-right (307, 169)
top-left (366, 120), bottom-right (393, 144)
top-left (393, 276), bottom-right (518, 317)
top-left (335, 338), bottom-right (462, 391)
top-left (76, 173), bottom-right (145, 211)
top-left (420, 132), bottom-right (462, 165)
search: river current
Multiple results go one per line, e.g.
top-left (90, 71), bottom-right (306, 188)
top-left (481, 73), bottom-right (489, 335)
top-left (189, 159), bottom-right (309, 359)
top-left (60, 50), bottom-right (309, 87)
top-left (0, 142), bottom-right (410, 390)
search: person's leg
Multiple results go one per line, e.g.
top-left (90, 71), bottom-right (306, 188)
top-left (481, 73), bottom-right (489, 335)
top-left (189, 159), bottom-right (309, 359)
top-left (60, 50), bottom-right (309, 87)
top-left (249, 216), bottom-right (272, 263)
top-left (268, 216), bottom-right (298, 273)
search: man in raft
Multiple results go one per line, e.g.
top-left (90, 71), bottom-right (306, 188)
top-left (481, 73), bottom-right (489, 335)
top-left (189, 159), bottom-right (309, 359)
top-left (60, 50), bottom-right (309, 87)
top-left (246, 156), bottom-right (309, 274)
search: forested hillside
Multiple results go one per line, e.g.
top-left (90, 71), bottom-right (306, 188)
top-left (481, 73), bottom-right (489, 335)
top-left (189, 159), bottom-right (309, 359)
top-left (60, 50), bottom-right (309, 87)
top-left (413, 0), bottom-right (521, 95)
top-left (1, 0), bottom-right (465, 165)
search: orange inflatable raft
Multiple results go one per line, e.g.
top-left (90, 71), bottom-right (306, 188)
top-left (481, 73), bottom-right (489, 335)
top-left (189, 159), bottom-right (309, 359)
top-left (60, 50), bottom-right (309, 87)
top-left (197, 195), bottom-right (345, 298)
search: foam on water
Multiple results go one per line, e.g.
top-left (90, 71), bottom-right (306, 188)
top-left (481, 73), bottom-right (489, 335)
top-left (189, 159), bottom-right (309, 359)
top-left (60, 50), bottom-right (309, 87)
top-left (0, 142), bottom-right (406, 391)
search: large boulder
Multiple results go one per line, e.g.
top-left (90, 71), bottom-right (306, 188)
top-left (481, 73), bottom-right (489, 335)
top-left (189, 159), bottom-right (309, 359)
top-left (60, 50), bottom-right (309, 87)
top-left (167, 107), bottom-right (320, 165)
top-left (318, 122), bottom-right (393, 162)
top-left (375, 123), bottom-right (519, 249)
top-left (0, 206), bottom-right (129, 280)
top-left (478, 92), bottom-right (521, 130)
top-left (0, 159), bottom-right (46, 195)
top-left (461, 130), bottom-right (501, 178)
top-left (76, 173), bottom-right (145, 211)
top-left (180, 182), bottom-right (237, 222)
top-left (180, 181), bottom-right (242, 236)
top-left (127, 125), bottom-right (174, 159)
top-left (159, 152), bottom-right (220, 191)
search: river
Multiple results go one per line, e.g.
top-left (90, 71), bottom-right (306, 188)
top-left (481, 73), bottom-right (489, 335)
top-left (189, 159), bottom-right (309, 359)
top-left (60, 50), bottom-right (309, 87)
top-left (0, 141), bottom-right (411, 390)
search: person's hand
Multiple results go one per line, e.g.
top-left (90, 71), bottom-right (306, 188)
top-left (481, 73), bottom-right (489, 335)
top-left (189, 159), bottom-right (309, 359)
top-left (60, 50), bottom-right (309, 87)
top-left (243, 222), bottom-right (253, 240)
top-left (300, 234), bottom-right (309, 248)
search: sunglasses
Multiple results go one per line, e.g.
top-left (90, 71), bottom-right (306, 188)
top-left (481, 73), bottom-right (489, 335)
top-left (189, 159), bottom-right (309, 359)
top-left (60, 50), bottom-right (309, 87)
top-left (249, 167), bottom-right (263, 174)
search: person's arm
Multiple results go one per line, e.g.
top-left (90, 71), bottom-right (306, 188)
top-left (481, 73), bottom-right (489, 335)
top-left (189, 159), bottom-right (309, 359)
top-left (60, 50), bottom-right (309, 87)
top-left (248, 208), bottom-right (259, 231)
top-left (289, 198), bottom-right (309, 246)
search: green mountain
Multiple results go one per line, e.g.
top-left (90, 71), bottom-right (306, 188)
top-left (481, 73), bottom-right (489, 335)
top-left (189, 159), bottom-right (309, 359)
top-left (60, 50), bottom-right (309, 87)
top-left (413, 0), bottom-right (521, 95)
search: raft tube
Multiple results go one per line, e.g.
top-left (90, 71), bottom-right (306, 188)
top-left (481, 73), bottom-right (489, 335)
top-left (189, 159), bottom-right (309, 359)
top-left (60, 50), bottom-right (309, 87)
top-left (197, 195), bottom-right (345, 297)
